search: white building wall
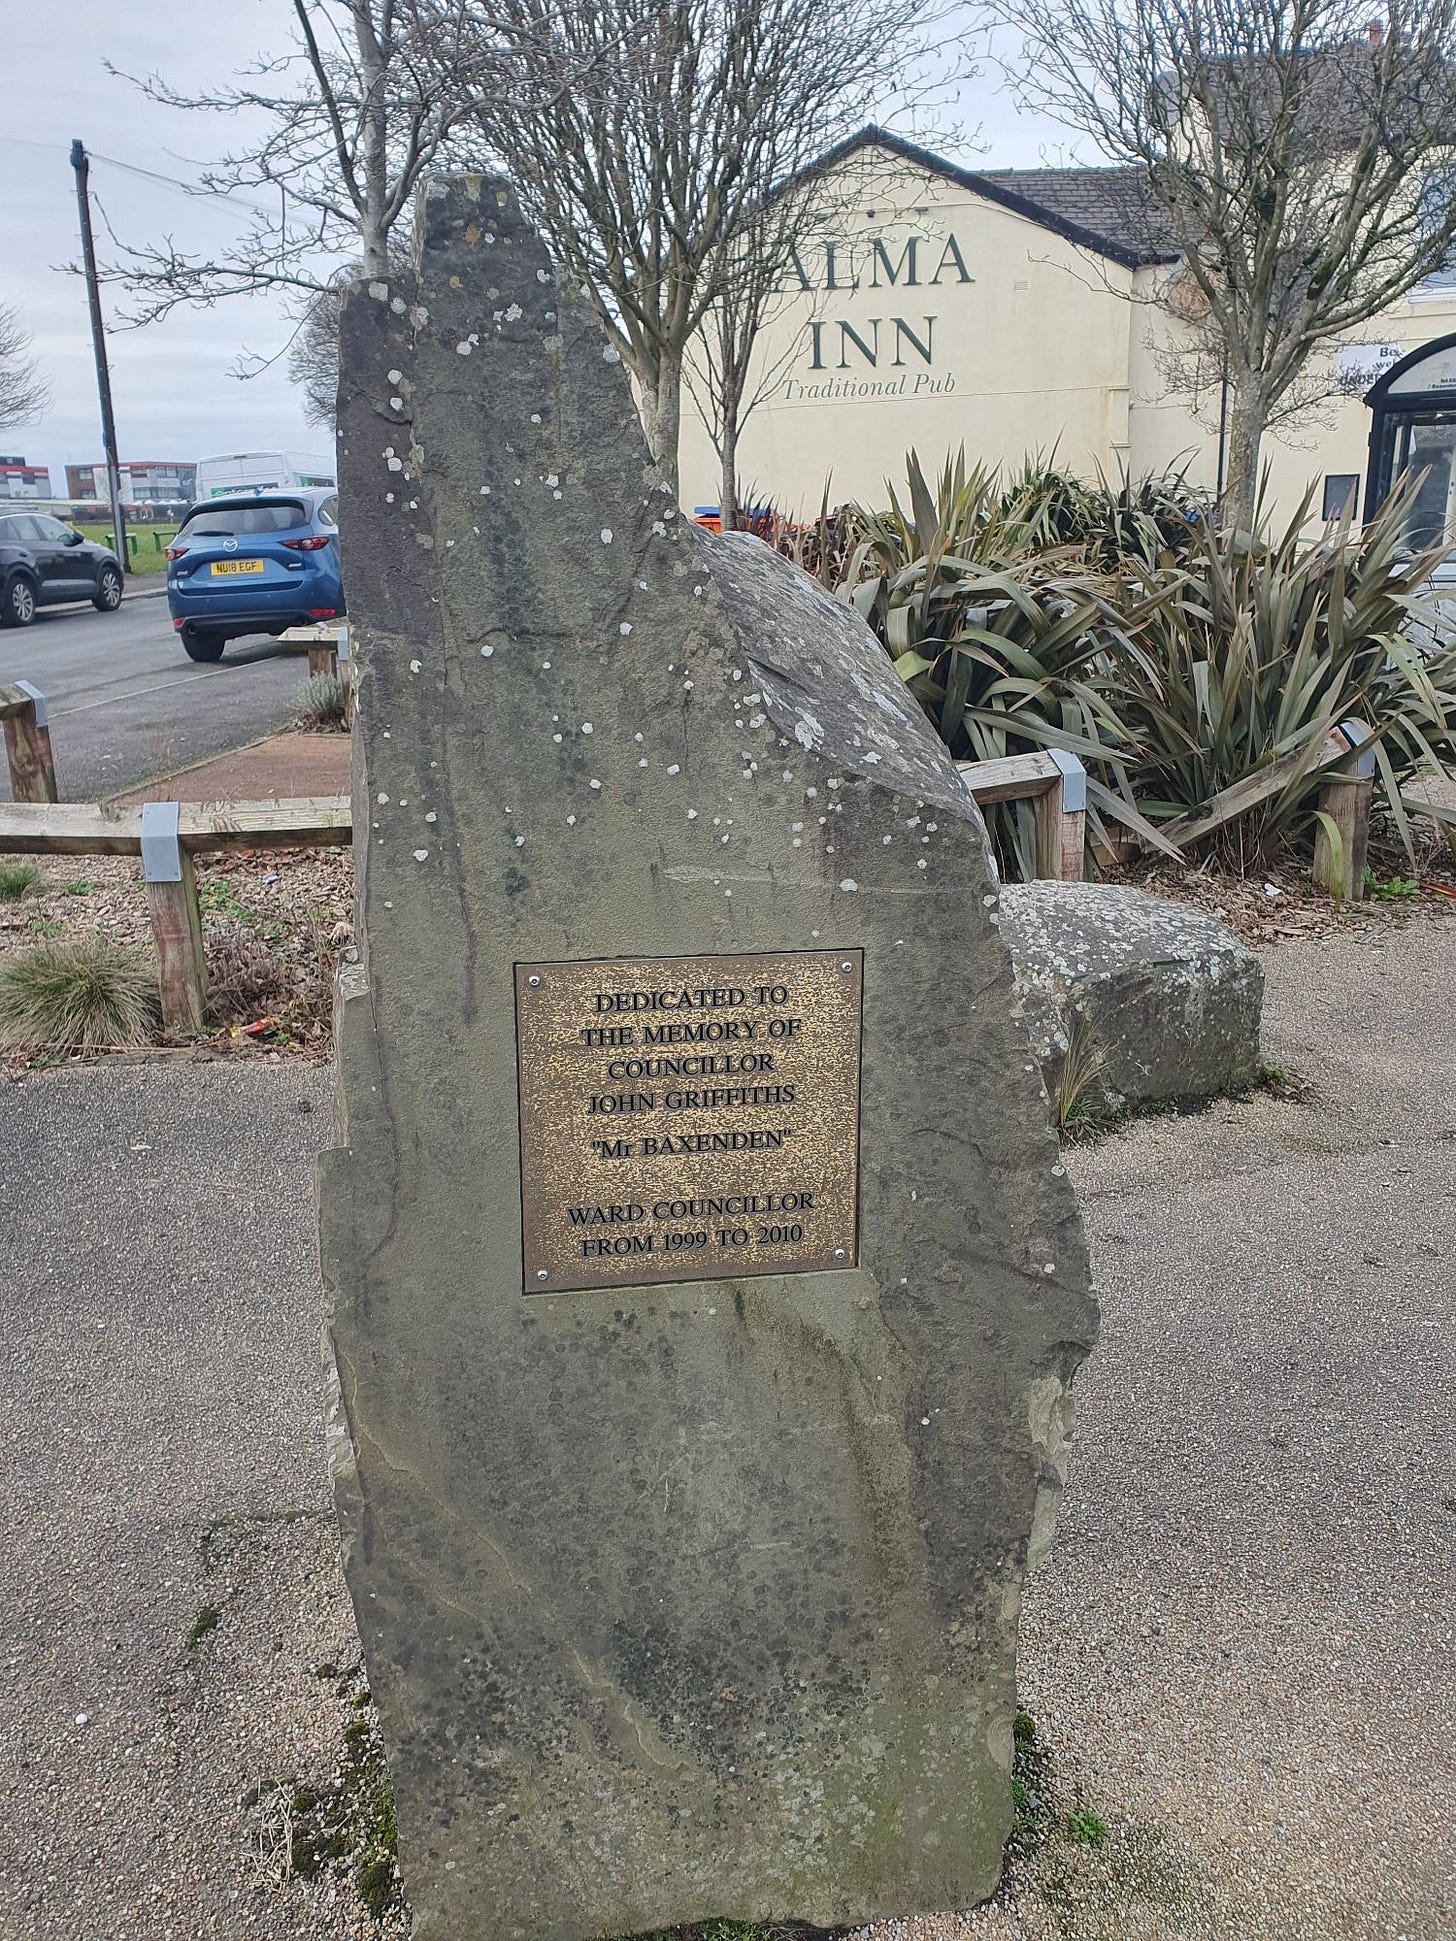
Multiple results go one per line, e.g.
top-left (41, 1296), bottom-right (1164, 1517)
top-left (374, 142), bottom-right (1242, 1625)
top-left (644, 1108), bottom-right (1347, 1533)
top-left (679, 140), bottom-right (1456, 528)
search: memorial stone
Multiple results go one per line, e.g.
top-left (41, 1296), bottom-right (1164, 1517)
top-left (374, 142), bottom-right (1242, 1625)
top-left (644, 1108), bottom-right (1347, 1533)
top-left (317, 175), bottom-right (1098, 1941)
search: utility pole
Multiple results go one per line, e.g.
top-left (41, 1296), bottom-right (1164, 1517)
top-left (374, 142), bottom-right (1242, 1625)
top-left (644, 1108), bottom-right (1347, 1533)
top-left (70, 139), bottom-right (128, 574)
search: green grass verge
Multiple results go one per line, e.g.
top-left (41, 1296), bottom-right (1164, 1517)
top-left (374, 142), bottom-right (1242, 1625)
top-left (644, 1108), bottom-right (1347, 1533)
top-left (72, 524), bottom-right (177, 577)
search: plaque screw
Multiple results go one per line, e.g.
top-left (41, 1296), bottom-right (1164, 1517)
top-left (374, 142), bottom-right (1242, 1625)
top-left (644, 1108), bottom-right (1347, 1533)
top-left (527, 974), bottom-right (542, 988)
top-left (536, 1269), bottom-right (548, 1281)
top-left (839, 960), bottom-right (853, 972)
top-left (833, 1247), bottom-right (847, 1259)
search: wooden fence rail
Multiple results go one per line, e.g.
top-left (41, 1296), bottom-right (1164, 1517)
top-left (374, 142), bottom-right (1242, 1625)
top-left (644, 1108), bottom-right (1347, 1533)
top-left (957, 748), bottom-right (1087, 880)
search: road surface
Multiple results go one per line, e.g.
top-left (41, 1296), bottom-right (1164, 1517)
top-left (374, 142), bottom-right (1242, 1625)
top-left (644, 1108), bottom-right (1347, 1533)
top-left (0, 588), bottom-right (312, 803)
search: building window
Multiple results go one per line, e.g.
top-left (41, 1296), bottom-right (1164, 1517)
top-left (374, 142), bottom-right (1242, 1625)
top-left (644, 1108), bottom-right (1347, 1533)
top-left (1322, 473), bottom-right (1358, 520)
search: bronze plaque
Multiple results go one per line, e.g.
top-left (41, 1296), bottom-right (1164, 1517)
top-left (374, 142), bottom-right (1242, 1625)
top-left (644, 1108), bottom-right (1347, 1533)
top-left (515, 949), bottom-right (862, 1292)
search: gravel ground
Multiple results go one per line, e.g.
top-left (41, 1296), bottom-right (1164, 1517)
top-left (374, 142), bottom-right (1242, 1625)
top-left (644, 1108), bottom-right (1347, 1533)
top-left (0, 915), bottom-right (1452, 1938)
top-left (0, 850), bottom-right (352, 1061)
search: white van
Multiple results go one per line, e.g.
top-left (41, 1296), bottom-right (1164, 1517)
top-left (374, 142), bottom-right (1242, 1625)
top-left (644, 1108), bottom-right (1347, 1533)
top-left (193, 451), bottom-right (336, 500)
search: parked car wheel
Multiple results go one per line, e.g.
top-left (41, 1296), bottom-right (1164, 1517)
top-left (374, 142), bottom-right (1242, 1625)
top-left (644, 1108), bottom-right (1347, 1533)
top-left (1, 573), bottom-right (37, 628)
top-left (180, 623), bottom-right (226, 663)
top-left (93, 564), bottom-right (123, 612)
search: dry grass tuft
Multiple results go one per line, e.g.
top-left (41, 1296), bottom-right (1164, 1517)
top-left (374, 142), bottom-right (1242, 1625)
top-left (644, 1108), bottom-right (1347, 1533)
top-left (0, 937), bottom-right (160, 1051)
top-left (0, 862), bottom-right (41, 901)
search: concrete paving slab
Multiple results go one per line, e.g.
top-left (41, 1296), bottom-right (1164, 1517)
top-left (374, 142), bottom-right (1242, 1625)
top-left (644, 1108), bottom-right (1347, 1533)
top-left (0, 911), bottom-right (1451, 1937)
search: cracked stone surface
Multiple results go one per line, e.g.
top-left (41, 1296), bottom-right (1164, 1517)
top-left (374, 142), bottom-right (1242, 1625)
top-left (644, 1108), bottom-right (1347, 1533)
top-left (317, 173), bottom-right (1096, 1941)
top-left (998, 881), bottom-right (1264, 1109)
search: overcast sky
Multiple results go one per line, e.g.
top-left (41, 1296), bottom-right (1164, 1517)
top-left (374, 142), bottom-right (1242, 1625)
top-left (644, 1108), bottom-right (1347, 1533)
top-left (0, 0), bottom-right (1067, 485)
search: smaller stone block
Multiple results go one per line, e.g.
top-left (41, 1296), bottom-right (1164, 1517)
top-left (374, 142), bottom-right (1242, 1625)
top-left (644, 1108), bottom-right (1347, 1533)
top-left (998, 881), bottom-right (1263, 1110)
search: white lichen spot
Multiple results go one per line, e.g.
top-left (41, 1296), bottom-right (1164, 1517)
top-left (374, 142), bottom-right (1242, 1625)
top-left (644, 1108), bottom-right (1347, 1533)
top-left (424, 811), bottom-right (437, 825)
top-left (687, 809), bottom-right (698, 820)
top-left (602, 344), bottom-right (621, 363)
top-left (600, 529), bottom-right (613, 544)
top-left (515, 834), bottom-right (525, 846)
top-left (651, 521), bottom-right (666, 537)
top-left (589, 778), bottom-right (602, 790)
top-left (581, 722), bottom-right (593, 735)
top-left (684, 679), bottom-right (694, 692)
top-left (413, 848), bottom-right (429, 862)
top-left (839, 879), bottom-right (858, 892)
top-left (369, 282), bottom-right (390, 301)
top-left (883, 834), bottom-right (893, 845)
top-left (504, 303), bottom-right (522, 322)
top-left (553, 733), bottom-right (564, 744)
top-left (620, 623), bottom-right (633, 636)
top-left (390, 395), bottom-right (403, 411)
top-left (638, 757), bottom-right (648, 767)
top-left (530, 413), bottom-right (542, 425)
top-left (409, 660), bottom-right (422, 673)
top-left (566, 814), bottom-right (576, 826)
top-left (667, 763), bottom-right (680, 776)
top-left (917, 858), bottom-right (928, 869)
top-left (377, 792), bottom-right (390, 805)
top-left (387, 456), bottom-right (403, 472)
top-left (481, 644), bottom-right (495, 658)
top-left (387, 367), bottom-right (402, 382)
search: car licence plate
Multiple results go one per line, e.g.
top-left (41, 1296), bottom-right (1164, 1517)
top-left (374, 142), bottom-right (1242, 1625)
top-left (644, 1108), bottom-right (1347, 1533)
top-left (210, 559), bottom-right (265, 577)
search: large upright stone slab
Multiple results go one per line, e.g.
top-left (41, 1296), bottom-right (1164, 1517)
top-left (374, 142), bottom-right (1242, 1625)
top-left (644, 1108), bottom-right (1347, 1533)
top-left (318, 175), bottom-right (1097, 1941)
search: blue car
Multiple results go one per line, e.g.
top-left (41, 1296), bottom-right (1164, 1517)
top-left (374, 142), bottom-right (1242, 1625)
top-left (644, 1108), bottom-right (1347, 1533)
top-left (165, 487), bottom-right (344, 661)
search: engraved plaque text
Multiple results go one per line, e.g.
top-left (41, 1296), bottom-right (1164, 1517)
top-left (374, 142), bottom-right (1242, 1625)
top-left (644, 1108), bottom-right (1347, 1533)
top-left (515, 950), bottom-right (862, 1291)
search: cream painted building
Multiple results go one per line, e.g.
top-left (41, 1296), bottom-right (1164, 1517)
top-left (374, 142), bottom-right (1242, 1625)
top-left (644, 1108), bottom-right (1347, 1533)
top-left (679, 129), bottom-right (1456, 530)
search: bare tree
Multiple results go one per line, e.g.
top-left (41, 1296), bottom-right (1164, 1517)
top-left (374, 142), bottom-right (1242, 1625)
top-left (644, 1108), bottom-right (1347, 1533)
top-left (476, 0), bottom-right (960, 497)
top-left (0, 302), bottom-right (50, 432)
top-left (101, 0), bottom-right (531, 319)
top-left (686, 174), bottom-right (853, 529)
top-left (990, 0), bottom-right (1456, 523)
top-left (290, 282), bottom-right (353, 425)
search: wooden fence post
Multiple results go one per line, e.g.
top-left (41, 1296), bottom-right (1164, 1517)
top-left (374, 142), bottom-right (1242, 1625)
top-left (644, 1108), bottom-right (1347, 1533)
top-left (140, 801), bottom-right (207, 1032)
top-left (1046, 749), bottom-right (1087, 881)
top-left (1, 681), bottom-right (59, 804)
top-left (1312, 720), bottom-right (1376, 904)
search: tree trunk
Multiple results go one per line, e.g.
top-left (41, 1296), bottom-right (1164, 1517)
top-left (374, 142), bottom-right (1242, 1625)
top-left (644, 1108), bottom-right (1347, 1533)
top-left (640, 353), bottom-right (682, 502)
top-left (1221, 376), bottom-right (1266, 531)
top-left (720, 417), bottom-right (739, 531)
top-left (352, 1), bottom-right (392, 281)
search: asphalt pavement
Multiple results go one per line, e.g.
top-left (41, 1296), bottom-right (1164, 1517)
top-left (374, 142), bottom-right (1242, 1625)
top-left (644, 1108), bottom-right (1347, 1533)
top-left (0, 914), bottom-right (1451, 1937)
top-left (0, 585), bottom-right (312, 804)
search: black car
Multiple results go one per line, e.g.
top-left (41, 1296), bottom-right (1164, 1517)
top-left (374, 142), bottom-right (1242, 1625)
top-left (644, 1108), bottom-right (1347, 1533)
top-left (0, 513), bottom-right (124, 627)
